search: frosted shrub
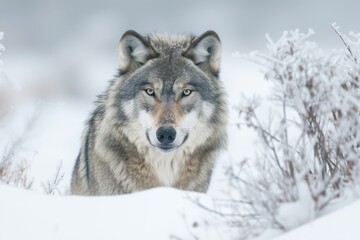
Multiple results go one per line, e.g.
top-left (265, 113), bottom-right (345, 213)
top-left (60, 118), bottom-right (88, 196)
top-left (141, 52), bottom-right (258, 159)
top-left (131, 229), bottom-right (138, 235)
top-left (229, 27), bottom-right (360, 238)
top-left (0, 145), bottom-right (33, 189)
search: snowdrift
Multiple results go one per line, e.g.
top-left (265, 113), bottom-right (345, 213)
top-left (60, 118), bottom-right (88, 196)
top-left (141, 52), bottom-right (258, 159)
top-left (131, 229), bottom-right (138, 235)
top-left (276, 199), bottom-right (360, 240)
top-left (0, 185), bottom-right (231, 240)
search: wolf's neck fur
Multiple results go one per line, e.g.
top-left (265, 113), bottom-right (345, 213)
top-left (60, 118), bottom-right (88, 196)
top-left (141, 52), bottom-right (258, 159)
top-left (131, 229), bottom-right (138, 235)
top-left (142, 147), bottom-right (186, 187)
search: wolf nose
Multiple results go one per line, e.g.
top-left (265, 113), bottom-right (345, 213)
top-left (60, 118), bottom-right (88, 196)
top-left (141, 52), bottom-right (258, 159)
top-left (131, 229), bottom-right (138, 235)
top-left (156, 127), bottom-right (176, 144)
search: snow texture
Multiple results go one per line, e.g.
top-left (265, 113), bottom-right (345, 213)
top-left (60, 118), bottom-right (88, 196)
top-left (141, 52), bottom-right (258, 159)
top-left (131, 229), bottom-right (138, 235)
top-left (276, 198), bottom-right (360, 240)
top-left (0, 185), bottom-right (231, 240)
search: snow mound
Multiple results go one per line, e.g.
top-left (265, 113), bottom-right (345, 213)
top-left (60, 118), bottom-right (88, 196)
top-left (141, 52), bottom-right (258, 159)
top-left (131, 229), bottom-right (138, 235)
top-left (276, 198), bottom-right (360, 240)
top-left (0, 185), bottom-right (232, 240)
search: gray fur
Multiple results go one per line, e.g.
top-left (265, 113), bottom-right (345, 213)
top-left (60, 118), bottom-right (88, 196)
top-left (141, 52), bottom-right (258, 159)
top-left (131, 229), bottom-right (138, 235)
top-left (71, 30), bottom-right (227, 195)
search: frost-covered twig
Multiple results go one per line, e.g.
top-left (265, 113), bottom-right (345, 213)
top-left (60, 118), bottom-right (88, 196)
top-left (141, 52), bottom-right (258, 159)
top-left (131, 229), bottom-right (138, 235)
top-left (331, 23), bottom-right (358, 63)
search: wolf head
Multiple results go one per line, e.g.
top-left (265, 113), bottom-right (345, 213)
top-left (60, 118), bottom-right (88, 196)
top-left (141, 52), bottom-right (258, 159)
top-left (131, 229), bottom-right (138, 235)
top-left (106, 30), bottom-right (226, 154)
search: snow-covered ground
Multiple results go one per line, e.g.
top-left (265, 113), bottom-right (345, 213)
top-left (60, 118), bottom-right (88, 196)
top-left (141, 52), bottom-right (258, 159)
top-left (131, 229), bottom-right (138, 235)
top-left (0, 184), bottom-right (236, 240)
top-left (276, 199), bottom-right (360, 240)
top-left (1, 182), bottom-right (360, 240)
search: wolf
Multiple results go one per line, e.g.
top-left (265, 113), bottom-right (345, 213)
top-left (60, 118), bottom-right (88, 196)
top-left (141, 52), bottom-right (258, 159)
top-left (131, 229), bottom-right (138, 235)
top-left (71, 30), bottom-right (227, 195)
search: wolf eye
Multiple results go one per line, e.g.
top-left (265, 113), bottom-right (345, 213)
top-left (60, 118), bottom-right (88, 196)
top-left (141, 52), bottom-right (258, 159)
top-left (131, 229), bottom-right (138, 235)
top-left (182, 89), bottom-right (192, 97)
top-left (145, 88), bottom-right (155, 96)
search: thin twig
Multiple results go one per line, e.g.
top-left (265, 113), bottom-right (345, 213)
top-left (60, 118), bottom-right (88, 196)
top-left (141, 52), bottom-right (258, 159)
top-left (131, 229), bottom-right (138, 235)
top-left (331, 24), bottom-right (358, 63)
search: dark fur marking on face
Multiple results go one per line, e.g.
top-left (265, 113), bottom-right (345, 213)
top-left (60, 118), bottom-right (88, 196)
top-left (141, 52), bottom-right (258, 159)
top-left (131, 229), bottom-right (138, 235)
top-left (113, 75), bottom-right (157, 120)
top-left (113, 103), bottom-right (128, 123)
top-left (186, 75), bottom-right (216, 103)
top-left (183, 103), bottom-right (195, 113)
top-left (143, 103), bottom-right (154, 112)
top-left (116, 73), bottom-right (153, 101)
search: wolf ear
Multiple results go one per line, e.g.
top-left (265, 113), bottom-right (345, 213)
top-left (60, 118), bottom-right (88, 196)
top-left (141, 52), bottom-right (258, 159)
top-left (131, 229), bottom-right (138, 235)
top-left (118, 30), bottom-right (158, 73)
top-left (183, 30), bottom-right (221, 76)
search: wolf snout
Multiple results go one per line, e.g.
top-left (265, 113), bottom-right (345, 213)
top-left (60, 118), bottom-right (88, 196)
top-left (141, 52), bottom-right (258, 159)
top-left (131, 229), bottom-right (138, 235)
top-left (156, 127), bottom-right (176, 144)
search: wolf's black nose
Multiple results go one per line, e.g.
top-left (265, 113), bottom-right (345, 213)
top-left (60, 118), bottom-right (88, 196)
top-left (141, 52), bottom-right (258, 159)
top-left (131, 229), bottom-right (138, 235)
top-left (156, 127), bottom-right (176, 144)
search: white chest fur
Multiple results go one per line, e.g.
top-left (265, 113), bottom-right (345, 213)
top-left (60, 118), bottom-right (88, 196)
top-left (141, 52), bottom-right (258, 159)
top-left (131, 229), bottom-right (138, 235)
top-left (144, 148), bottom-right (186, 186)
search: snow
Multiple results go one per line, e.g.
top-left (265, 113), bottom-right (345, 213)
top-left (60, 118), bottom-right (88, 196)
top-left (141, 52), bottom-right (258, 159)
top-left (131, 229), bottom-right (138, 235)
top-left (276, 199), bottom-right (360, 240)
top-left (276, 183), bottom-right (316, 231)
top-left (0, 185), bottom-right (232, 240)
top-left (2, 183), bottom-right (360, 240)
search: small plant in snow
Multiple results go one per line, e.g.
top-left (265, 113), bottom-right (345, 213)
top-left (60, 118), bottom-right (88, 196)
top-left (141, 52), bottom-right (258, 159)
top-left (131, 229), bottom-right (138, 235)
top-left (0, 145), bottom-right (34, 189)
top-left (42, 161), bottom-right (64, 195)
top-left (223, 26), bottom-right (360, 239)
